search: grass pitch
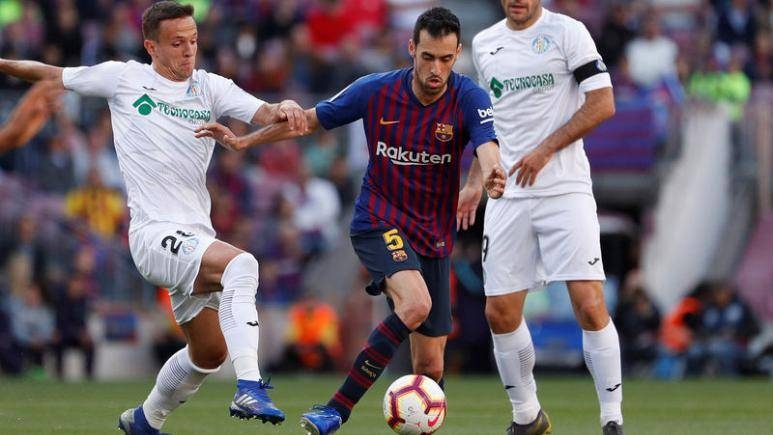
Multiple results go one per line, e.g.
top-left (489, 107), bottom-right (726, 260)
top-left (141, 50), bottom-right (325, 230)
top-left (0, 374), bottom-right (771, 434)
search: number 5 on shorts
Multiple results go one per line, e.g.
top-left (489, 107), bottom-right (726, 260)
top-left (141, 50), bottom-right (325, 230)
top-left (382, 229), bottom-right (404, 251)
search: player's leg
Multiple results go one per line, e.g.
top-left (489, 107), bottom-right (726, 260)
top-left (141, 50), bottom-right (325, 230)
top-left (301, 228), bottom-right (427, 434)
top-left (323, 270), bottom-right (428, 420)
top-left (535, 193), bottom-right (622, 432)
top-left (408, 254), bottom-right (453, 387)
top-left (195, 241), bottom-right (285, 423)
top-left (483, 197), bottom-right (550, 434)
top-left (132, 308), bottom-right (225, 432)
top-left (568, 280), bottom-right (623, 432)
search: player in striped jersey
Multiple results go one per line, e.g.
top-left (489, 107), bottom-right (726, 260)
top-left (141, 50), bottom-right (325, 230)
top-left (196, 7), bottom-right (505, 434)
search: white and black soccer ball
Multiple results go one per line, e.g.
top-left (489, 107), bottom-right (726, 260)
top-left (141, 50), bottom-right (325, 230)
top-left (383, 374), bottom-right (446, 435)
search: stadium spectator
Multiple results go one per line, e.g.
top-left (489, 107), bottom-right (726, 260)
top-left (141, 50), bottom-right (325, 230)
top-left (686, 281), bottom-right (760, 377)
top-left (51, 273), bottom-right (95, 380)
top-left (195, 8), bottom-right (506, 434)
top-left (653, 283), bottom-right (708, 380)
top-left (0, 215), bottom-right (49, 299)
top-left (614, 284), bottom-right (661, 376)
top-left (0, 2), bottom-right (307, 433)
top-left (470, 0), bottom-right (622, 433)
top-left (596, 3), bottom-right (636, 71)
top-left (0, 80), bottom-right (60, 153)
top-left (625, 13), bottom-right (679, 89)
top-left (279, 293), bottom-right (342, 372)
top-left (8, 282), bottom-right (54, 378)
top-left (64, 167), bottom-right (126, 239)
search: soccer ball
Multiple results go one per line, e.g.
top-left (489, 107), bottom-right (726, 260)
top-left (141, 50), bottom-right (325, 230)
top-left (383, 374), bottom-right (446, 434)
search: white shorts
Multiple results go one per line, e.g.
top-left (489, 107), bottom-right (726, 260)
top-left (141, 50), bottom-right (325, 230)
top-left (129, 221), bottom-right (219, 324)
top-left (482, 192), bottom-right (605, 296)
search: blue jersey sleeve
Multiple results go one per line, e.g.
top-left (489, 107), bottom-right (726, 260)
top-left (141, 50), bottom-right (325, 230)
top-left (315, 75), bottom-right (375, 130)
top-left (460, 81), bottom-right (498, 152)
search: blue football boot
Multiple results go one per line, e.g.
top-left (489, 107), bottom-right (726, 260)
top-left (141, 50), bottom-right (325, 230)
top-left (229, 379), bottom-right (285, 424)
top-left (118, 406), bottom-right (168, 435)
top-left (300, 404), bottom-right (343, 435)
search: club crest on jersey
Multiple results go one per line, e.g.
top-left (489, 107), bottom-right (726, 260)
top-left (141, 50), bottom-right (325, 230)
top-left (434, 122), bottom-right (454, 142)
top-left (186, 79), bottom-right (201, 97)
top-left (180, 237), bottom-right (199, 256)
top-left (391, 250), bottom-right (408, 262)
top-left (531, 35), bottom-right (552, 54)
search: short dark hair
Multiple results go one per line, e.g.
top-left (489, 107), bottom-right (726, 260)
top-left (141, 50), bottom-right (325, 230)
top-left (412, 7), bottom-right (461, 46)
top-left (142, 1), bottom-right (195, 41)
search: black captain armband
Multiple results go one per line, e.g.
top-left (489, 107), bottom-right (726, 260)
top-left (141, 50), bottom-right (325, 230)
top-left (573, 59), bottom-right (608, 84)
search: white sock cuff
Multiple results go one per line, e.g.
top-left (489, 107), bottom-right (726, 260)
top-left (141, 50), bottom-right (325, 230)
top-left (178, 346), bottom-right (220, 374)
top-left (582, 318), bottom-right (618, 350)
top-left (221, 252), bottom-right (259, 288)
top-left (492, 320), bottom-right (531, 352)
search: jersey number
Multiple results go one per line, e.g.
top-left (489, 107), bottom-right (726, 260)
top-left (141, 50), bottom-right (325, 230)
top-left (161, 235), bottom-right (182, 255)
top-left (382, 229), bottom-right (404, 251)
top-left (482, 235), bottom-right (490, 262)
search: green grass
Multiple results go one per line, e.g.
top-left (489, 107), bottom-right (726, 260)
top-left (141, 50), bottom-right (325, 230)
top-left (0, 375), bottom-right (772, 434)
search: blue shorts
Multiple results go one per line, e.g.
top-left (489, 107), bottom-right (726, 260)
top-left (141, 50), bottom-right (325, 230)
top-left (351, 228), bottom-right (451, 337)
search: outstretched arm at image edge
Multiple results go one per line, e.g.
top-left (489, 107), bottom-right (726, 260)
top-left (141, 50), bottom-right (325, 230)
top-left (195, 108), bottom-right (320, 151)
top-left (0, 58), bottom-right (64, 87)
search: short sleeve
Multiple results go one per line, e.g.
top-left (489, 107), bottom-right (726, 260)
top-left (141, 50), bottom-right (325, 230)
top-left (62, 61), bottom-right (126, 98)
top-left (315, 75), bottom-right (372, 130)
top-left (563, 19), bottom-right (602, 72)
top-left (563, 19), bottom-right (612, 93)
top-left (207, 73), bottom-right (265, 124)
top-left (460, 84), bottom-right (497, 150)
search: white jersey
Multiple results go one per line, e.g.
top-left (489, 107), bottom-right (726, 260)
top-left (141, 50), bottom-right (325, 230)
top-left (472, 8), bottom-right (612, 197)
top-left (62, 60), bottom-right (264, 232)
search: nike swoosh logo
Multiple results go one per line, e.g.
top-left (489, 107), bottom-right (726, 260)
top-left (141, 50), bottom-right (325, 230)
top-left (427, 409), bottom-right (444, 427)
top-left (363, 359), bottom-right (382, 370)
top-left (588, 257), bottom-right (600, 265)
top-left (606, 383), bottom-right (621, 392)
top-left (490, 46), bottom-right (504, 55)
top-left (142, 86), bottom-right (157, 91)
top-left (504, 385), bottom-right (516, 390)
top-left (246, 321), bottom-right (259, 327)
top-left (379, 117), bottom-right (399, 125)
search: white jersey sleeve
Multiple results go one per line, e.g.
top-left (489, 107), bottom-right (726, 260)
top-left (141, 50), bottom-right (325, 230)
top-left (562, 19), bottom-right (612, 93)
top-left (206, 73), bottom-right (265, 124)
top-left (62, 61), bottom-right (127, 98)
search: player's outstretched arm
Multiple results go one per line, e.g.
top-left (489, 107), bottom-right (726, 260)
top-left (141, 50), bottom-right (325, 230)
top-left (0, 80), bottom-right (62, 152)
top-left (457, 157), bottom-right (483, 231)
top-left (510, 87), bottom-right (615, 186)
top-left (195, 108), bottom-right (320, 151)
top-left (252, 99), bottom-right (309, 133)
top-left (0, 58), bottom-right (64, 87)
top-left (476, 141), bottom-right (506, 199)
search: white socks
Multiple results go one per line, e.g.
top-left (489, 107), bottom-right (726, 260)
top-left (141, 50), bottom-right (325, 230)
top-left (142, 346), bottom-right (218, 429)
top-left (218, 252), bottom-right (262, 382)
top-left (492, 321), bottom-right (541, 425)
top-left (583, 319), bottom-right (623, 426)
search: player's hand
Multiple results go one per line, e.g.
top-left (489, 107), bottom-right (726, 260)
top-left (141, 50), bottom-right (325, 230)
top-left (509, 145), bottom-right (553, 187)
top-left (4, 80), bottom-right (62, 149)
top-left (457, 184), bottom-right (482, 231)
top-left (277, 100), bottom-right (307, 133)
top-left (484, 163), bottom-right (506, 199)
top-left (194, 122), bottom-right (242, 150)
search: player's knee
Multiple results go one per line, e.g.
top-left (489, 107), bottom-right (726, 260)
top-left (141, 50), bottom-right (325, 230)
top-left (485, 299), bottom-right (521, 333)
top-left (190, 346), bottom-right (228, 371)
top-left (221, 252), bottom-right (259, 294)
top-left (415, 362), bottom-right (444, 383)
top-left (573, 299), bottom-right (609, 330)
top-left (399, 295), bottom-right (432, 330)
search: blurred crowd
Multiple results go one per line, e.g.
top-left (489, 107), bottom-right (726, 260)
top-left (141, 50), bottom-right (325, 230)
top-left (0, 0), bottom-right (771, 379)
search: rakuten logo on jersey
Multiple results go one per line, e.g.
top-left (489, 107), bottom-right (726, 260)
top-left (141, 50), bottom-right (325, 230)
top-left (477, 106), bottom-right (495, 124)
top-left (376, 141), bottom-right (452, 166)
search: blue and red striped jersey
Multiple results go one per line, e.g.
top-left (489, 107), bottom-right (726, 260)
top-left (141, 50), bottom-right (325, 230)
top-left (316, 68), bottom-right (496, 257)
